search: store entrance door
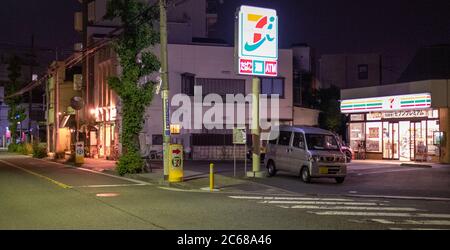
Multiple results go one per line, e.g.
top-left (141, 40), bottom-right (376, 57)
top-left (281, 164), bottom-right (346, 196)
top-left (382, 122), bottom-right (399, 159)
top-left (411, 121), bottom-right (427, 161)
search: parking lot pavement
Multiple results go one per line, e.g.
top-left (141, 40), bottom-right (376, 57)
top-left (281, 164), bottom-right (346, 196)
top-left (182, 159), bottom-right (450, 199)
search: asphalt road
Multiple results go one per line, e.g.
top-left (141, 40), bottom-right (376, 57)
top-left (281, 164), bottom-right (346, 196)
top-left (1, 153), bottom-right (449, 230)
top-left (184, 160), bottom-right (450, 198)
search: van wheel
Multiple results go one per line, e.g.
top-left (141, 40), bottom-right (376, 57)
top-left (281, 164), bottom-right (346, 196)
top-left (335, 177), bottom-right (345, 184)
top-left (267, 161), bottom-right (277, 177)
top-left (301, 166), bottom-right (311, 183)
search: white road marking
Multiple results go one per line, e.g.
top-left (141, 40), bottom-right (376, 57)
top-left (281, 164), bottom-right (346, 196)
top-left (271, 197), bottom-right (352, 201)
top-left (229, 196), bottom-right (264, 200)
top-left (76, 167), bottom-right (151, 185)
top-left (288, 205), bottom-right (420, 212)
top-left (259, 200), bottom-right (380, 206)
top-left (310, 211), bottom-right (450, 219)
top-left (229, 196), bottom-right (355, 202)
top-left (32, 157), bottom-right (151, 185)
top-left (371, 219), bottom-right (395, 224)
top-left (373, 219), bottom-right (450, 226)
top-left (347, 194), bottom-right (450, 202)
top-left (74, 183), bottom-right (147, 188)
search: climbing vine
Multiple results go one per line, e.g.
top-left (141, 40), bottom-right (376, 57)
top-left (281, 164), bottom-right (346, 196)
top-left (104, 0), bottom-right (160, 175)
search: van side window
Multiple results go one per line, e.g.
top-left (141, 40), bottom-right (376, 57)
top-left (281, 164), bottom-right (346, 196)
top-left (278, 131), bottom-right (291, 146)
top-left (293, 132), bottom-right (306, 149)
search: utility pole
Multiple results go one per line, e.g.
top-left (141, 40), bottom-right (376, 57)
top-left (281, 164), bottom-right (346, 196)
top-left (251, 77), bottom-right (261, 175)
top-left (28, 34), bottom-right (34, 143)
top-left (160, 0), bottom-right (170, 181)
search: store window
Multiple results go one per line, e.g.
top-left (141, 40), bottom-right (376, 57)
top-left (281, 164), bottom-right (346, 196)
top-left (365, 122), bottom-right (382, 152)
top-left (349, 123), bottom-right (364, 152)
top-left (427, 120), bottom-right (440, 155)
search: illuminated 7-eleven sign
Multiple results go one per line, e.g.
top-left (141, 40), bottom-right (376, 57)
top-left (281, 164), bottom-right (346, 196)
top-left (235, 5), bottom-right (278, 77)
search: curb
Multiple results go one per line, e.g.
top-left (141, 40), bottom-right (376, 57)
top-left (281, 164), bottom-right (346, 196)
top-left (400, 163), bottom-right (433, 168)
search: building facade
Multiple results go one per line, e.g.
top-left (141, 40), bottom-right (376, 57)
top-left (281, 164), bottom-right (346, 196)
top-left (318, 53), bottom-right (382, 89)
top-left (341, 80), bottom-right (450, 163)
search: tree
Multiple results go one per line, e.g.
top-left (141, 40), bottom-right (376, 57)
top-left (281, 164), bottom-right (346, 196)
top-left (5, 55), bottom-right (27, 143)
top-left (104, 0), bottom-right (160, 175)
top-left (317, 85), bottom-right (347, 136)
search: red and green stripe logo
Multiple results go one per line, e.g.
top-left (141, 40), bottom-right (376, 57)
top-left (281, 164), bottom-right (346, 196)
top-left (400, 95), bottom-right (431, 108)
top-left (341, 99), bottom-right (383, 112)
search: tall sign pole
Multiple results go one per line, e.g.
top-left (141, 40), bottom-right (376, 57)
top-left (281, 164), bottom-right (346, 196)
top-left (160, 0), bottom-right (170, 180)
top-left (235, 6), bottom-right (278, 177)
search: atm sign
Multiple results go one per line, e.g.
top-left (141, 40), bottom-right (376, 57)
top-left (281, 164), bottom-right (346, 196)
top-left (239, 58), bottom-right (277, 76)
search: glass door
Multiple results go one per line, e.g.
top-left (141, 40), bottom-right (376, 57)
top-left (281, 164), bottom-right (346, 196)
top-left (413, 121), bottom-right (427, 161)
top-left (382, 122), bottom-right (399, 159)
top-left (399, 121), bottom-right (410, 161)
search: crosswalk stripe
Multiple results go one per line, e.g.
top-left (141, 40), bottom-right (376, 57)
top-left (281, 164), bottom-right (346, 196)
top-left (373, 219), bottom-right (450, 226)
top-left (228, 196), bottom-right (353, 201)
top-left (259, 200), bottom-right (380, 206)
top-left (287, 205), bottom-right (420, 212)
top-left (311, 211), bottom-right (450, 219)
top-left (389, 227), bottom-right (446, 230)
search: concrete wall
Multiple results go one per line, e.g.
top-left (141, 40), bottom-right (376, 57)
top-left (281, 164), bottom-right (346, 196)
top-left (293, 107), bottom-right (319, 126)
top-left (440, 108), bottom-right (449, 163)
top-left (140, 44), bottom-right (294, 157)
top-left (318, 54), bottom-right (381, 89)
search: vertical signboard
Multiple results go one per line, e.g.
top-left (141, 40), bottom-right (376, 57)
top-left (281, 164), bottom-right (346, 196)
top-left (233, 128), bottom-right (247, 144)
top-left (235, 5), bottom-right (278, 77)
top-left (169, 144), bottom-right (183, 183)
top-left (75, 141), bottom-right (84, 164)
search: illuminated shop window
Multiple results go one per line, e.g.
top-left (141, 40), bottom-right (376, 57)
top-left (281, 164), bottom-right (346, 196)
top-left (349, 123), bottom-right (364, 152)
top-left (365, 122), bottom-right (382, 152)
top-left (427, 120), bottom-right (440, 155)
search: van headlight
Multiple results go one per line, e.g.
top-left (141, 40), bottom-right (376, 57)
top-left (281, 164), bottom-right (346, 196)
top-left (309, 155), bottom-right (321, 162)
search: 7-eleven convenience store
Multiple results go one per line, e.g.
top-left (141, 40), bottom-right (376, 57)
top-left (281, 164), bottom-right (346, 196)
top-left (340, 80), bottom-right (450, 163)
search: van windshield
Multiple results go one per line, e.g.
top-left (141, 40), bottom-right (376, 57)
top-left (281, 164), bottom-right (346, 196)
top-left (305, 134), bottom-right (340, 151)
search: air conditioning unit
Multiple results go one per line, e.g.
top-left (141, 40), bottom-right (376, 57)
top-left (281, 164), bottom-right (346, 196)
top-left (74, 12), bottom-right (83, 32)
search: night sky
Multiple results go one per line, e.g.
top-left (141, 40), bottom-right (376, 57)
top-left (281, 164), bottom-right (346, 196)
top-left (1, 0), bottom-right (449, 83)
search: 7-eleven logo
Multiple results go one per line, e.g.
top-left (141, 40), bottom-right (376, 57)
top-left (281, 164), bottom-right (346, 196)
top-left (389, 98), bottom-right (395, 109)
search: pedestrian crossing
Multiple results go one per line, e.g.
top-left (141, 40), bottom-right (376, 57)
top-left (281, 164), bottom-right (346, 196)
top-left (228, 195), bottom-right (450, 230)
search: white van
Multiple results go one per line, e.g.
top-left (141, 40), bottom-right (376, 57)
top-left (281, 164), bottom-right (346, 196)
top-left (264, 126), bottom-right (347, 183)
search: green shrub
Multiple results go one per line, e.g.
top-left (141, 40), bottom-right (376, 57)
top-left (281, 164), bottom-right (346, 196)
top-left (116, 150), bottom-right (143, 176)
top-left (21, 143), bottom-right (33, 155)
top-left (8, 143), bottom-right (18, 153)
top-left (16, 144), bottom-right (24, 154)
top-left (33, 143), bottom-right (47, 158)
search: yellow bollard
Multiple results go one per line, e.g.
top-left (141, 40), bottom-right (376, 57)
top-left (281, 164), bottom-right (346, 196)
top-left (210, 163), bottom-right (214, 191)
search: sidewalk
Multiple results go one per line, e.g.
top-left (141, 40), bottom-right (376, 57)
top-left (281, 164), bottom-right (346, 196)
top-left (74, 157), bottom-right (292, 195)
top-left (351, 159), bottom-right (450, 168)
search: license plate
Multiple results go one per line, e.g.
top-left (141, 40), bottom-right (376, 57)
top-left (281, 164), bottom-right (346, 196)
top-left (319, 167), bottom-right (328, 174)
